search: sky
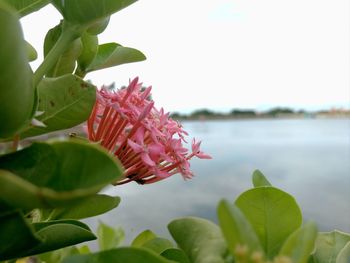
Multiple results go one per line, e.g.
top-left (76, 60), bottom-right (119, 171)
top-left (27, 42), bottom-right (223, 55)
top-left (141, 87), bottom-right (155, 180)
top-left (22, 0), bottom-right (350, 113)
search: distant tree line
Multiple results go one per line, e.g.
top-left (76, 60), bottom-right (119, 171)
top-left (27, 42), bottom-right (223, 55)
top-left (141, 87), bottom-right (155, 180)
top-left (169, 107), bottom-right (335, 120)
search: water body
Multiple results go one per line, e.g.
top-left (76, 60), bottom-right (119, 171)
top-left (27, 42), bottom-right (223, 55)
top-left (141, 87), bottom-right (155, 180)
top-left (87, 119), bottom-right (350, 242)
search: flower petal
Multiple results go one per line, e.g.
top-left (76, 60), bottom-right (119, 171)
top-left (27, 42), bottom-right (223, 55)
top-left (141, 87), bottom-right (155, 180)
top-left (141, 152), bottom-right (156, 166)
top-left (128, 139), bottom-right (143, 153)
top-left (196, 152), bottom-right (212, 159)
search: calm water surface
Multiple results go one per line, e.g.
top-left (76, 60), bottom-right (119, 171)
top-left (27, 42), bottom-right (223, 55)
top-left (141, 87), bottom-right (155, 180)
top-left (87, 119), bottom-right (350, 242)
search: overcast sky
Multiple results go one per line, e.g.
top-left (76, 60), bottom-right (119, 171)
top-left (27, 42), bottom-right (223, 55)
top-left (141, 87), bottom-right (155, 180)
top-left (22, 0), bottom-right (350, 113)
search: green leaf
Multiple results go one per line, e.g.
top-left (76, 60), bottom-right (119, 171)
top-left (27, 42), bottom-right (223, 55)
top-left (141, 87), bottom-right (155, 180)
top-left (252, 170), bottom-right (272, 187)
top-left (217, 200), bottom-right (263, 257)
top-left (77, 32), bottom-right (98, 71)
top-left (50, 194), bottom-right (120, 220)
top-left (279, 222), bottom-right (318, 263)
top-left (19, 220), bottom-right (96, 257)
top-left (79, 245), bottom-right (91, 254)
top-left (32, 219), bottom-right (91, 232)
top-left (0, 169), bottom-right (48, 209)
top-left (336, 242), bottom-right (350, 263)
top-left (49, 39), bottom-right (82, 77)
top-left (168, 217), bottom-right (227, 263)
top-left (0, 141), bottom-right (123, 209)
top-left (98, 221), bottom-right (125, 250)
top-left (86, 16), bottom-right (110, 35)
top-left (39, 246), bottom-right (80, 263)
top-left (312, 231), bottom-right (350, 263)
top-left (48, 140), bottom-right (123, 191)
top-left (43, 23), bottom-right (82, 77)
top-left (20, 74), bottom-right (96, 138)
top-left (0, 200), bottom-right (14, 215)
top-left (0, 2), bottom-right (35, 138)
top-left (142, 238), bottom-right (174, 254)
top-left (0, 143), bottom-right (57, 188)
top-left (0, 141), bottom-right (122, 191)
top-left (1, 0), bottom-right (50, 17)
top-left (132, 230), bottom-right (157, 247)
top-left (0, 213), bottom-right (94, 261)
top-left (51, 0), bottom-right (138, 25)
top-left (161, 248), bottom-right (191, 263)
top-left (86, 43), bottom-right (146, 73)
top-left (0, 210), bottom-right (41, 261)
top-left (25, 40), bottom-right (38, 61)
top-left (62, 247), bottom-right (171, 263)
top-left (44, 23), bottom-right (62, 57)
top-left (235, 186), bottom-right (302, 258)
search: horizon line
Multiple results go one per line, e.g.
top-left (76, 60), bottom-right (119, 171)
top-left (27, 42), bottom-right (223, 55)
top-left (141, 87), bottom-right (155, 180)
top-left (169, 105), bottom-right (350, 115)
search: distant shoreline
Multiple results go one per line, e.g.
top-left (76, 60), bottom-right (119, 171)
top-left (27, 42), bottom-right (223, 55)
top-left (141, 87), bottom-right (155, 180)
top-left (170, 107), bottom-right (350, 121)
top-left (174, 115), bottom-right (350, 122)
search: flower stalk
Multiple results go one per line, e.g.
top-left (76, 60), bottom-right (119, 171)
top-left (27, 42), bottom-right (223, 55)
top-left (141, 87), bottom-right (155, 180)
top-left (33, 22), bottom-right (82, 86)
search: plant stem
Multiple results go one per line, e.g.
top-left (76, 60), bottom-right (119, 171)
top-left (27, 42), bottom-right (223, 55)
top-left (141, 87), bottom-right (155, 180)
top-left (74, 66), bottom-right (87, 78)
top-left (11, 134), bottom-right (19, 151)
top-left (33, 23), bottom-right (82, 86)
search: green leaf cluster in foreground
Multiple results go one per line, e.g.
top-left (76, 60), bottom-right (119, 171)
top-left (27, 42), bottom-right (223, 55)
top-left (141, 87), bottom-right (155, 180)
top-left (0, 140), bottom-right (123, 261)
top-left (0, 0), bottom-right (145, 142)
top-left (20, 170), bottom-right (349, 263)
top-left (0, 0), bottom-right (147, 260)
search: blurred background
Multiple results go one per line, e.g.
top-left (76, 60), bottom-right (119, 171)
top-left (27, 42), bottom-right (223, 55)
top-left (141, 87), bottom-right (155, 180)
top-left (22, 0), bottom-right (350, 242)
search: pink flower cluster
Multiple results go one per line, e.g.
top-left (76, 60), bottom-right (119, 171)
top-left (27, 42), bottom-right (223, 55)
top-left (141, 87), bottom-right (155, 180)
top-left (87, 77), bottom-right (211, 185)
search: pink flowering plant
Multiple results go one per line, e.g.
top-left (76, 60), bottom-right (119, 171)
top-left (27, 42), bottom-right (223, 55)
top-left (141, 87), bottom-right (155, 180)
top-left (0, 0), bottom-right (212, 261)
top-left (87, 77), bottom-right (211, 185)
top-left (1, 1), bottom-right (349, 263)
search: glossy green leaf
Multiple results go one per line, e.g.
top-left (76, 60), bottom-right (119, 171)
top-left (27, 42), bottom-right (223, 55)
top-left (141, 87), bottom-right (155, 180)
top-left (19, 220), bottom-right (96, 257)
top-left (49, 140), bottom-right (123, 190)
top-left (217, 200), bottom-right (263, 257)
top-left (44, 23), bottom-right (62, 57)
top-left (43, 23), bottom-right (82, 77)
top-left (161, 248), bottom-right (191, 263)
top-left (62, 247), bottom-right (170, 263)
top-left (235, 186), bottom-right (302, 258)
top-left (98, 221), bottom-right (125, 250)
top-left (0, 210), bottom-right (41, 261)
top-left (0, 143), bottom-right (56, 187)
top-left (0, 141), bottom-right (123, 209)
top-left (25, 40), bottom-right (38, 61)
top-left (33, 219), bottom-right (91, 232)
top-left (279, 222), bottom-right (318, 263)
top-left (132, 230), bottom-right (157, 247)
top-left (1, 0), bottom-right (50, 17)
top-left (336, 242), bottom-right (350, 263)
top-left (0, 141), bottom-right (122, 191)
top-left (168, 217), bottom-right (227, 263)
top-left (50, 39), bottom-right (82, 77)
top-left (86, 43), bottom-right (146, 73)
top-left (0, 2), bottom-right (35, 138)
top-left (77, 32), bottom-right (98, 71)
top-left (20, 74), bottom-right (96, 138)
top-left (52, 0), bottom-right (137, 25)
top-left (312, 231), bottom-right (350, 263)
top-left (252, 169), bottom-right (272, 187)
top-left (34, 15), bottom-right (85, 86)
top-left (50, 195), bottom-right (120, 220)
top-left (142, 238), bottom-right (174, 254)
top-left (0, 169), bottom-right (48, 209)
top-left (87, 16), bottom-right (110, 35)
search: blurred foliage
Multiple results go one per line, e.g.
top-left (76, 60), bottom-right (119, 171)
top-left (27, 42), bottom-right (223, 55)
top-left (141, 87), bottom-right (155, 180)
top-left (16, 170), bottom-right (349, 263)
